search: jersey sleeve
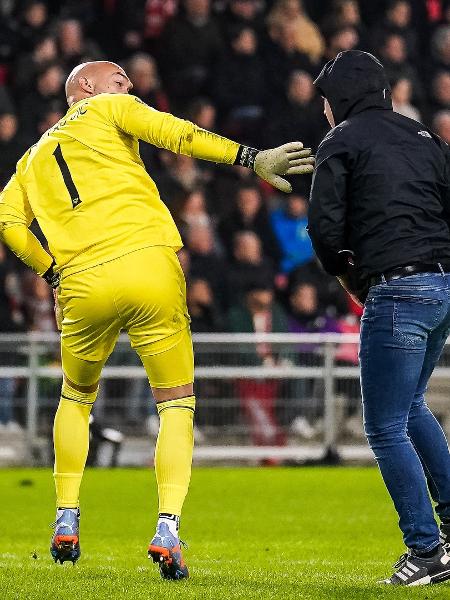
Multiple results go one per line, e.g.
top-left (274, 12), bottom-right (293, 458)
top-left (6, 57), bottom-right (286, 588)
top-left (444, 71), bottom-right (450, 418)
top-left (0, 171), bottom-right (53, 276)
top-left (108, 95), bottom-right (240, 164)
top-left (0, 171), bottom-right (34, 228)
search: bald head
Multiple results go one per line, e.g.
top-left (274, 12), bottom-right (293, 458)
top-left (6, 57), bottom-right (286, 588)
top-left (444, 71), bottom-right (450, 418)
top-left (65, 61), bottom-right (133, 106)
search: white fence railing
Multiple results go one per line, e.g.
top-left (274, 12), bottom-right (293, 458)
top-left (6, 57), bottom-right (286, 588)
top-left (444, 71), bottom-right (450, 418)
top-left (1, 332), bottom-right (450, 464)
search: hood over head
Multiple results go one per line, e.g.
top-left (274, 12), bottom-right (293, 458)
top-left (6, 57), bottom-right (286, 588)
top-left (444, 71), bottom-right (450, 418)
top-left (313, 50), bottom-right (392, 125)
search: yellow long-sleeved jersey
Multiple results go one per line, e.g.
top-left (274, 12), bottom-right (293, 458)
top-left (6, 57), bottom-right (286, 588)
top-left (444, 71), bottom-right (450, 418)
top-left (0, 93), bottom-right (240, 278)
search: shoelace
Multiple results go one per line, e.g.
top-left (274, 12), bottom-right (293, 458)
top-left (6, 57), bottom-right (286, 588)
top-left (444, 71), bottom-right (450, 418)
top-left (393, 553), bottom-right (409, 570)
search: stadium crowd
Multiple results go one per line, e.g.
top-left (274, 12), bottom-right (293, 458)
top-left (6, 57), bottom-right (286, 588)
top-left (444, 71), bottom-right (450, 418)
top-left (0, 0), bottom-right (448, 342)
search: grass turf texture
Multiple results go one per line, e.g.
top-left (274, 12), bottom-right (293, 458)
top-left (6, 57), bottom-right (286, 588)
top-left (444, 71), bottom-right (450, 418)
top-left (1, 467), bottom-right (449, 599)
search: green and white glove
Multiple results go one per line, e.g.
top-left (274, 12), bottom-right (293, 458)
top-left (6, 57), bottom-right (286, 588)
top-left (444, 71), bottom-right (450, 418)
top-left (234, 142), bottom-right (314, 193)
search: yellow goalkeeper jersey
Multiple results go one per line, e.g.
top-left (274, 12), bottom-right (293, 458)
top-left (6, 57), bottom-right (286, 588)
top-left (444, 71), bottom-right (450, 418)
top-left (0, 93), bottom-right (239, 277)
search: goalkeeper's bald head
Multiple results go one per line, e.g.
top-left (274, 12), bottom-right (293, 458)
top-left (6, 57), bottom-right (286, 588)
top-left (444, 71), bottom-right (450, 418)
top-left (65, 61), bottom-right (133, 106)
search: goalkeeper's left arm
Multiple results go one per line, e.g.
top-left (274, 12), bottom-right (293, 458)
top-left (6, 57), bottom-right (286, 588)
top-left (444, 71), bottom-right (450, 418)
top-left (0, 171), bottom-right (58, 287)
top-left (110, 95), bottom-right (314, 193)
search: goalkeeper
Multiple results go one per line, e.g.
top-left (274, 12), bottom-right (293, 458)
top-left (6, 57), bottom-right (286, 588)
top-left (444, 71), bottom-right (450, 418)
top-left (0, 61), bottom-right (313, 580)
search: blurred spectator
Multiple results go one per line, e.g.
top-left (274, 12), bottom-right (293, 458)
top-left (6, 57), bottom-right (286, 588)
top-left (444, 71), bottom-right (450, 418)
top-left (19, 1), bottom-right (50, 52)
top-left (429, 71), bottom-right (450, 117)
top-left (288, 282), bottom-right (340, 335)
top-left (371, 0), bottom-right (417, 60)
top-left (432, 109), bottom-right (450, 142)
top-left (324, 25), bottom-right (359, 60)
top-left (229, 282), bottom-right (288, 445)
top-left (143, 0), bottom-right (179, 48)
top-left (265, 21), bottom-right (317, 102)
top-left (178, 188), bottom-right (212, 236)
top-left (264, 70), bottom-right (326, 150)
top-left (185, 222), bottom-right (227, 304)
top-left (187, 278), bottom-right (224, 331)
top-left (267, 0), bottom-right (325, 66)
top-left (214, 26), bottom-right (265, 145)
top-left (127, 52), bottom-right (169, 111)
top-left (218, 183), bottom-right (282, 265)
top-left (0, 113), bottom-right (26, 188)
top-left (187, 97), bottom-right (216, 129)
top-left (160, 0), bottom-right (224, 107)
top-left (322, 0), bottom-right (368, 50)
top-left (270, 193), bottom-right (314, 273)
top-left (229, 283), bottom-right (288, 348)
top-left (288, 257), bottom-right (350, 317)
top-left (379, 33), bottom-right (423, 104)
top-left (19, 62), bottom-right (65, 141)
top-left (221, 0), bottom-right (264, 42)
top-left (155, 152), bottom-right (205, 210)
top-left (226, 231), bottom-right (274, 305)
top-left (14, 34), bottom-right (58, 93)
top-left (391, 76), bottom-right (421, 121)
top-left (22, 273), bottom-right (56, 332)
top-left (430, 25), bottom-right (450, 75)
top-left (57, 18), bottom-right (103, 71)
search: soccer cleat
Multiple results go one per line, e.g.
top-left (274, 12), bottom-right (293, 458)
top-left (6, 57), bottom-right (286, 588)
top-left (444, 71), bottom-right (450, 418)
top-left (50, 508), bottom-right (80, 565)
top-left (380, 545), bottom-right (450, 586)
top-left (148, 522), bottom-right (189, 580)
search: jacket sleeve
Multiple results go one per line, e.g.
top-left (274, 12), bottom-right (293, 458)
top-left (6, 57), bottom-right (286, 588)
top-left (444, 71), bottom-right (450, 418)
top-left (440, 141), bottom-right (450, 227)
top-left (110, 95), bottom-right (240, 164)
top-left (308, 130), bottom-right (353, 276)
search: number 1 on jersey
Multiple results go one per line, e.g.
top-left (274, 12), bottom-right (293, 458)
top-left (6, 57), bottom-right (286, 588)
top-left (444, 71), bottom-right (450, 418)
top-left (53, 143), bottom-right (81, 208)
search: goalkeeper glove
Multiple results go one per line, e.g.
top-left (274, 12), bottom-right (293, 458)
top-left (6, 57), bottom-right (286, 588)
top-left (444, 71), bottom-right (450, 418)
top-left (234, 142), bottom-right (314, 193)
top-left (42, 260), bottom-right (60, 288)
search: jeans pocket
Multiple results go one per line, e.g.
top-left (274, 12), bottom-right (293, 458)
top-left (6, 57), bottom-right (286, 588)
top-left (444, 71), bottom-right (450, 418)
top-left (393, 296), bottom-right (442, 347)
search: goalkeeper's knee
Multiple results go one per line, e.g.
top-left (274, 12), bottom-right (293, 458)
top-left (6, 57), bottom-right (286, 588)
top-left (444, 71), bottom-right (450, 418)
top-left (60, 378), bottom-right (98, 407)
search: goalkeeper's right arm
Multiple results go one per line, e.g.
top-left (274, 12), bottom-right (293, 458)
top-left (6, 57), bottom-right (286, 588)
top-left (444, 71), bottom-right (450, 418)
top-left (111, 95), bottom-right (314, 193)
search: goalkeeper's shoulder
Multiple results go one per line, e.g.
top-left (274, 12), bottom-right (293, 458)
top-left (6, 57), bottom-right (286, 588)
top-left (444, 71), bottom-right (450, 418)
top-left (90, 93), bottom-right (154, 114)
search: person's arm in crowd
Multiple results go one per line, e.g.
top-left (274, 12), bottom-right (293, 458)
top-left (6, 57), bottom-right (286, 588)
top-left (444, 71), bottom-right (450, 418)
top-left (109, 95), bottom-right (314, 192)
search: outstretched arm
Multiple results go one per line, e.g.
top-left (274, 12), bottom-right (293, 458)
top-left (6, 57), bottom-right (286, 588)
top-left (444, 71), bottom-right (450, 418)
top-left (111, 95), bottom-right (314, 192)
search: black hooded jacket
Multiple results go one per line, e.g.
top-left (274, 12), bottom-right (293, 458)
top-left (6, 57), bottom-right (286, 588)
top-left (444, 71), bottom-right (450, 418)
top-left (308, 50), bottom-right (450, 280)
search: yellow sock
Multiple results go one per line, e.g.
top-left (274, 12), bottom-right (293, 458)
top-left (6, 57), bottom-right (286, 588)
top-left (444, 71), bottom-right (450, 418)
top-left (53, 381), bottom-right (98, 508)
top-left (155, 395), bottom-right (195, 515)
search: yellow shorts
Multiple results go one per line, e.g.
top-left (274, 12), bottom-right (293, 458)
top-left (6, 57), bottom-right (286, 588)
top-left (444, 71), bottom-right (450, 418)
top-left (58, 246), bottom-right (194, 388)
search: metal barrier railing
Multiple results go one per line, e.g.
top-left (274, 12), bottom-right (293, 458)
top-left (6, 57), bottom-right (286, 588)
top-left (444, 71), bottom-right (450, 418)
top-left (1, 332), bottom-right (450, 464)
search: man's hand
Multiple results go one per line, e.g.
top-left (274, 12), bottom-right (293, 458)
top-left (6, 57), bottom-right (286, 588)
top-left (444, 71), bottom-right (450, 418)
top-left (254, 142), bottom-right (314, 193)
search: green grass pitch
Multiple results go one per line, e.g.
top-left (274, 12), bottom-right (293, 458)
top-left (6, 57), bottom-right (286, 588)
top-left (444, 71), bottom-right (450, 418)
top-left (1, 466), bottom-right (449, 599)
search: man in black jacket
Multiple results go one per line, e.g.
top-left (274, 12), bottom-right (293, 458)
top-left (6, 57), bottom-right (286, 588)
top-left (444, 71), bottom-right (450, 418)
top-left (309, 49), bottom-right (450, 586)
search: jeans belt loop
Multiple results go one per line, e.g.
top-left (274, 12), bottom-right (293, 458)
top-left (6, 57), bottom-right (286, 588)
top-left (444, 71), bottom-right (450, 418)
top-left (381, 273), bottom-right (387, 283)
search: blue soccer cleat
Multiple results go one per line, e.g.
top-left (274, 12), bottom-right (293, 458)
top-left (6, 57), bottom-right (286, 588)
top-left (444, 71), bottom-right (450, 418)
top-left (148, 522), bottom-right (189, 580)
top-left (50, 508), bottom-right (81, 565)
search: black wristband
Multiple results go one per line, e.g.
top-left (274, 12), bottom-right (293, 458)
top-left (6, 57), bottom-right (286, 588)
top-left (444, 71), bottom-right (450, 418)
top-left (234, 145), bottom-right (259, 170)
top-left (42, 261), bottom-right (60, 288)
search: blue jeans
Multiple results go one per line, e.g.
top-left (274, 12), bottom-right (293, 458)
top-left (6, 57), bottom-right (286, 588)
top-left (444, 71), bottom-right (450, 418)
top-left (360, 272), bottom-right (450, 552)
